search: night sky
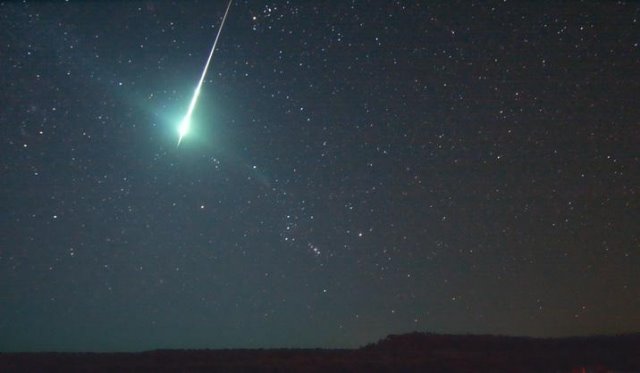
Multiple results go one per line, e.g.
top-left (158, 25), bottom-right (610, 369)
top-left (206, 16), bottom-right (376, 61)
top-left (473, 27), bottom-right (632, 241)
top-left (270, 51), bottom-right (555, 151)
top-left (1, 1), bottom-right (639, 352)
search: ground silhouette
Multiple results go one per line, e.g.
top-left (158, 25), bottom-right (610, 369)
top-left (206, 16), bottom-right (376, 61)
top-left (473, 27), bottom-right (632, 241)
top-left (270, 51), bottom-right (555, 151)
top-left (1, 332), bottom-right (638, 372)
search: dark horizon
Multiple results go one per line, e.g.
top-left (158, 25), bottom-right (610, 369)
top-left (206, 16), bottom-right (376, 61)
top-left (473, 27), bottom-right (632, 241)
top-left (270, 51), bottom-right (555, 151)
top-left (3, 331), bottom-right (640, 354)
top-left (1, 0), bottom-right (638, 353)
top-left (2, 332), bottom-right (639, 372)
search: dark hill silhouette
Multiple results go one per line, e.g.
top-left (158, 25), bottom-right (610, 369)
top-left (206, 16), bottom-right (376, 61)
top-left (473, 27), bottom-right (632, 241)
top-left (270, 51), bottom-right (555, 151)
top-left (1, 332), bottom-right (639, 372)
top-left (360, 332), bottom-right (640, 371)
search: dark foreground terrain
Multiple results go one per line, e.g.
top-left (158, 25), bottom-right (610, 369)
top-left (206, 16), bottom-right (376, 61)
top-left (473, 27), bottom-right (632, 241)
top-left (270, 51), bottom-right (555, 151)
top-left (1, 333), bottom-right (639, 372)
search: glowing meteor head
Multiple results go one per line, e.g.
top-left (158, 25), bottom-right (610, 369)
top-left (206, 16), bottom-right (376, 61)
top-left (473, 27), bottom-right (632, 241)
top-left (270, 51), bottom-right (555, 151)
top-left (177, 116), bottom-right (191, 145)
top-left (178, 118), bottom-right (190, 137)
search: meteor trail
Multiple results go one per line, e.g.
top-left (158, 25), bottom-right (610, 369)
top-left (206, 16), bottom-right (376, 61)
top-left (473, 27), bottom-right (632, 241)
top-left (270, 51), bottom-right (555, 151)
top-left (177, 0), bottom-right (233, 146)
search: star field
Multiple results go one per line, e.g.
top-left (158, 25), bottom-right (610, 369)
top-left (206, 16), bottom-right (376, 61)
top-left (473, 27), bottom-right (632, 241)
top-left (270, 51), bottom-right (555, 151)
top-left (1, 1), bottom-right (639, 352)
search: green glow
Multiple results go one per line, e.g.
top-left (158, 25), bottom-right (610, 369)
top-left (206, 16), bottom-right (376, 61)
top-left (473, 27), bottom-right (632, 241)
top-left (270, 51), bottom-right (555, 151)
top-left (177, 117), bottom-right (190, 146)
top-left (177, 85), bottom-right (200, 146)
top-left (176, 0), bottom-right (233, 147)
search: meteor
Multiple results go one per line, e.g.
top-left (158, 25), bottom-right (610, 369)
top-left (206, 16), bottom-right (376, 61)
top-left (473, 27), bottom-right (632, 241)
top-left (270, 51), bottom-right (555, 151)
top-left (177, 0), bottom-right (233, 146)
